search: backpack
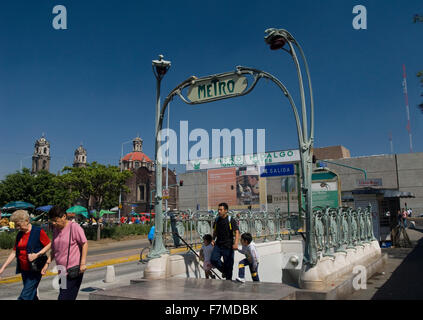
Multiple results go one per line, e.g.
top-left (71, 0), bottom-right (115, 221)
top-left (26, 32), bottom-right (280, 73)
top-left (213, 215), bottom-right (232, 232)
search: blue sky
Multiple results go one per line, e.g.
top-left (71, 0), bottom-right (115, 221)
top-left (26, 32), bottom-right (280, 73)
top-left (0, 0), bottom-right (422, 179)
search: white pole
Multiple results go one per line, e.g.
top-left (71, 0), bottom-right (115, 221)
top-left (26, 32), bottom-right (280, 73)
top-left (165, 102), bottom-right (170, 232)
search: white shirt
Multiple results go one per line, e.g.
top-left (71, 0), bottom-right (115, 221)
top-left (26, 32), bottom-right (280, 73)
top-left (201, 243), bottom-right (214, 263)
top-left (238, 241), bottom-right (259, 269)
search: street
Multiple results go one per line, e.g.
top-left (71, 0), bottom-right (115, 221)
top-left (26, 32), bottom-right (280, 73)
top-left (0, 236), bottom-right (150, 279)
top-left (0, 260), bottom-right (146, 300)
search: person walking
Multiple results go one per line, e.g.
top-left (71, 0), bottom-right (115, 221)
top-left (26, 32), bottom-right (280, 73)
top-left (210, 203), bottom-right (240, 280)
top-left (236, 233), bottom-right (259, 283)
top-left (402, 208), bottom-right (408, 228)
top-left (44, 206), bottom-right (88, 300)
top-left (169, 210), bottom-right (180, 247)
top-left (0, 210), bottom-right (51, 300)
top-left (397, 210), bottom-right (402, 227)
top-left (148, 225), bottom-right (155, 245)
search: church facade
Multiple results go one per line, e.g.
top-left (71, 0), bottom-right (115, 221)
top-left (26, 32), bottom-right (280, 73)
top-left (120, 136), bottom-right (178, 216)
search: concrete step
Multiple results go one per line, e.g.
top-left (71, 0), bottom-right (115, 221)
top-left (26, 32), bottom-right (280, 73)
top-left (89, 278), bottom-right (298, 300)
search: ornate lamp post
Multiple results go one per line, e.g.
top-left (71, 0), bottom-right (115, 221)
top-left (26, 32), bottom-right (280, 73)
top-left (264, 28), bottom-right (316, 266)
top-left (149, 54), bottom-right (171, 258)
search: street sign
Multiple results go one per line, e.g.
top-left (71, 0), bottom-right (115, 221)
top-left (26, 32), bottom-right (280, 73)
top-left (317, 161), bottom-right (327, 168)
top-left (357, 178), bottom-right (382, 187)
top-left (260, 163), bottom-right (295, 177)
top-left (163, 189), bottom-right (170, 199)
top-left (187, 72), bottom-right (248, 103)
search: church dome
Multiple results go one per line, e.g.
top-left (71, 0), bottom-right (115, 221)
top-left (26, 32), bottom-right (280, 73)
top-left (122, 152), bottom-right (151, 162)
top-left (120, 136), bottom-right (153, 170)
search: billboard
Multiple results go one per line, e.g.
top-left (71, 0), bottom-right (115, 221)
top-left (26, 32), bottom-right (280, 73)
top-left (207, 166), bottom-right (261, 210)
top-left (187, 150), bottom-right (300, 171)
top-left (207, 168), bottom-right (237, 209)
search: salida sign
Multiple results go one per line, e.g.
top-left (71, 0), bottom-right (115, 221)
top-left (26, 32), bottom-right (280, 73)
top-left (187, 72), bottom-right (248, 103)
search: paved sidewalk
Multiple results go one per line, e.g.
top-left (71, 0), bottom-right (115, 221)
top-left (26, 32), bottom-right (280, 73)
top-left (0, 235), bottom-right (198, 284)
top-left (348, 227), bottom-right (423, 300)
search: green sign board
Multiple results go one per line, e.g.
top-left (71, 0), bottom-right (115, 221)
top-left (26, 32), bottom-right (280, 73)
top-left (307, 170), bottom-right (341, 208)
top-left (312, 190), bottom-right (339, 208)
top-left (187, 73), bottom-right (248, 103)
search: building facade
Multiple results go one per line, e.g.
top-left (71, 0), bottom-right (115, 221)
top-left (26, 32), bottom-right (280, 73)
top-left (178, 146), bottom-right (423, 241)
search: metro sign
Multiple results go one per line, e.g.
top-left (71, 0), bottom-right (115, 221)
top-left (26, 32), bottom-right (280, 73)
top-left (187, 72), bottom-right (248, 103)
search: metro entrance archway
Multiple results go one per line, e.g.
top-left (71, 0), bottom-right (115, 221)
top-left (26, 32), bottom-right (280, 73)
top-left (148, 28), bottom-right (318, 268)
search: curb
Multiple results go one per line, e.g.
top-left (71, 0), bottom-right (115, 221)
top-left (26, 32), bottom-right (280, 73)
top-left (0, 244), bottom-right (201, 285)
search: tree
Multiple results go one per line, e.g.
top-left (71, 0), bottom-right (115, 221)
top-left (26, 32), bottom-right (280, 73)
top-left (0, 168), bottom-right (35, 207)
top-left (61, 162), bottom-right (132, 240)
top-left (0, 169), bottom-right (71, 209)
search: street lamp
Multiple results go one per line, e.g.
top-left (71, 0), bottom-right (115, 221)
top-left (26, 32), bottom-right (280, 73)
top-left (264, 28), bottom-right (316, 266)
top-left (119, 139), bottom-right (132, 223)
top-left (149, 54), bottom-right (171, 259)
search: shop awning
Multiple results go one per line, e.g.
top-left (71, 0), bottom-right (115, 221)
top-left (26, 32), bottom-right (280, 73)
top-left (351, 188), bottom-right (415, 198)
top-left (382, 190), bottom-right (415, 198)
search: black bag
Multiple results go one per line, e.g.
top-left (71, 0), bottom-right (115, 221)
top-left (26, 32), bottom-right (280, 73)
top-left (66, 223), bottom-right (81, 279)
top-left (66, 265), bottom-right (80, 279)
top-left (29, 253), bottom-right (48, 273)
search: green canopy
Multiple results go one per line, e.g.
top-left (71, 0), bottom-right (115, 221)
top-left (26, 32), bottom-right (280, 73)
top-left (2, 201), bottom-right (35, 211)
top-left (66, 206), bottom-right (89, 218)
top-left (92, 210), bottom-right (117, 219)
top-left (130, 212), bottom-right (141, 216)
top-left (100, 210), bottom-right (116, 216)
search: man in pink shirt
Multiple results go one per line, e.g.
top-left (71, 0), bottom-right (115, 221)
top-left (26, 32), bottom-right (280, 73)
top-left (44, 206), bottom-right (88, 300)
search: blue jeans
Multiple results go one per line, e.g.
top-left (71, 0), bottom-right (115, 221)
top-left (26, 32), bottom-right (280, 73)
top-left (238, 258), bottom-right (259, 281)
top-left (18, 271), bottom-right (42, 300)
top-left (210, 245), bottom-right (234, 280)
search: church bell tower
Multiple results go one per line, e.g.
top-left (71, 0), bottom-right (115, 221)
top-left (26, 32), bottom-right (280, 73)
top-left (32, 134), bottom-right (51, 174)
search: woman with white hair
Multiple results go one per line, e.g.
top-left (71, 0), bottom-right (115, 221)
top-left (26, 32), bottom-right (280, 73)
top-left (0, 210), bottom-right (51, 300)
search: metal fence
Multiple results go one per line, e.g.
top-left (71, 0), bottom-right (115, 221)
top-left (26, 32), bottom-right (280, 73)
top-left (162, 208), bottom-right (305, 248)
top-left (161, 205), bottom-right (376, 265)
top-left (311, 206), bottom-right (376, 262)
